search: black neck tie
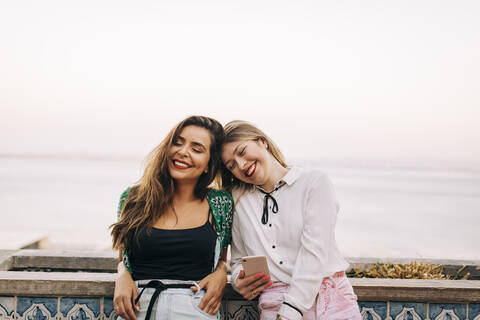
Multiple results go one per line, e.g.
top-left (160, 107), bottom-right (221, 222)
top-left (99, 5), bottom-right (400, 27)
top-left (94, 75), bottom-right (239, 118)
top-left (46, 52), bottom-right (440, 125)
top-left (257, 182), bottom-right (285, 225)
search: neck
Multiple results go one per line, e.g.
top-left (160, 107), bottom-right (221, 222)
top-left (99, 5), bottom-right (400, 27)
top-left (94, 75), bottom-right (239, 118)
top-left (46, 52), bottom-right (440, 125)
top-left (173, 180), bottom-right (198, 203)
top-left (260, 160), bottom-right (288, 192)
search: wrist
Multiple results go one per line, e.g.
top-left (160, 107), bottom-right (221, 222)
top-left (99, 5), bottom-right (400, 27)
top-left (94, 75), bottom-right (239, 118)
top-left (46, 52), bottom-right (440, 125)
top-left (116, 266), bottom-right (132, 280)
top-left (216, 260), bottom-right (228, 273)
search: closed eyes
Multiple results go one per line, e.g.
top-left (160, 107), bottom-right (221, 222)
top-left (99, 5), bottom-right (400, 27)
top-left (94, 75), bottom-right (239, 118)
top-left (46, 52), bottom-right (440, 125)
top-left (227, 146), bottom-right (246, 170)
top-left (173, 137), bottom-right (206, 153)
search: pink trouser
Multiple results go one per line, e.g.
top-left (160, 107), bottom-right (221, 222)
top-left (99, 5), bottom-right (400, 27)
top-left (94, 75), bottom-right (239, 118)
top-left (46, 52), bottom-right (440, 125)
top-left (258, 272), bottom-right (361, 320)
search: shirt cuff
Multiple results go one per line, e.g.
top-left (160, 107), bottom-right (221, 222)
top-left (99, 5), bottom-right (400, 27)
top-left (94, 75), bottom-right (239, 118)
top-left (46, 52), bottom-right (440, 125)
top-left (278, 303), bottom-right (303, 320)
top-left (230, 266), bottom-right (243, 293)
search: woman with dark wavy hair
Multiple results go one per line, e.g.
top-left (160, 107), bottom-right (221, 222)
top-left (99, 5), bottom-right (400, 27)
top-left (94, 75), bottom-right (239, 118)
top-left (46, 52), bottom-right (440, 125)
top-left (111, 116), bottom-right (233, 320)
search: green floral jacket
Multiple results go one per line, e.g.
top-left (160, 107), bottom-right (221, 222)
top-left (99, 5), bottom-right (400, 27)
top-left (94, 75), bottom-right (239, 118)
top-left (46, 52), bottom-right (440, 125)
top-left (117, 187), bottom-right (234, 273)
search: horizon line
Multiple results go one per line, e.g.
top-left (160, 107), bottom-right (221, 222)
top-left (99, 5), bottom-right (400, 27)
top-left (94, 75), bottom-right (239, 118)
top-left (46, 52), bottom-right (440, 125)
top-left (1, 152), bottom-right (479, 174)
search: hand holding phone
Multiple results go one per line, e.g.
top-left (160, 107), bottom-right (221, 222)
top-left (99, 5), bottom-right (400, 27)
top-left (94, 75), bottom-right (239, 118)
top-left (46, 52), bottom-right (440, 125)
top-left (236, 256), bottom-right (273, 300)
top-left (241, 255), bottom-right (270, 278)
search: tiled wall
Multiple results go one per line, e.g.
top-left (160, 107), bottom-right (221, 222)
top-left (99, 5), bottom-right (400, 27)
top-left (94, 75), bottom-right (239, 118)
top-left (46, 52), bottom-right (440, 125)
top-left (0, 296), bottom-right (114, 320)
top-left (1, 296), bottom-right (479, 320)
top-left (357, 301), bottom-right (480, 320)
top-left (225, 301), bottom-right (480, 320)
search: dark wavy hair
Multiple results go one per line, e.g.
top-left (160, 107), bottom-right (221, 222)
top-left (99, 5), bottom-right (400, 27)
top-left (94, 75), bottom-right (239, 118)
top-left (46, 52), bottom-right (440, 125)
top-left (110, 116), bottom-right (225, 250)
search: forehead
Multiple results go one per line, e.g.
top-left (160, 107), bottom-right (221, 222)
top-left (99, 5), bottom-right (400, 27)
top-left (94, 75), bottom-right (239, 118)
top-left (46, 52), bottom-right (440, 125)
top-left (178, 125), bottom-right (212, 147)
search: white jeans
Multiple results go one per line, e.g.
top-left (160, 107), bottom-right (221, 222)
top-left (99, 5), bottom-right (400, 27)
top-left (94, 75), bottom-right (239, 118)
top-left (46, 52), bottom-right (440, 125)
top-left (120, 280), bottom-right (220, 320)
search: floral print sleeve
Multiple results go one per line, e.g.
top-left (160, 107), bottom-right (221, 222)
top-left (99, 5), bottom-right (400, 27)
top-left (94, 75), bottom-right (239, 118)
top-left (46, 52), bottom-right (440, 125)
top-left (117, 187), bottom-right (132, 273)
top-left (207, 189), bottom-right (234, 248)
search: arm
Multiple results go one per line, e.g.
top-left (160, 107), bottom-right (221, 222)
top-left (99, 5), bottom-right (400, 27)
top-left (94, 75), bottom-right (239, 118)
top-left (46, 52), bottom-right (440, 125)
top-left (193, 248), bottom-right (228, 315)
top-left (113, 188), bottom-right (138, 320)
top-left (113, 250), bottom-right (139, 320)
top-left (231, 204), bottom-right (272, 300)
top-left (278, 174), bottom-right (340, 320)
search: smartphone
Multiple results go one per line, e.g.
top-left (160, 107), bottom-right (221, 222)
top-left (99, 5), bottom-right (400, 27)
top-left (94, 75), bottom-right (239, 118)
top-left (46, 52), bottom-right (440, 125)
top-left (241, 255), bottom-right (270, 278)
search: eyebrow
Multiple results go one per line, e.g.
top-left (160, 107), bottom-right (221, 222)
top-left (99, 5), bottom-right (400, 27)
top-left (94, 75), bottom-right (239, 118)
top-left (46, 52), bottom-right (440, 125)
top-left (191, 141), bottom-right (207, 151)
top-left (175, 135), bottom-right (207, 151)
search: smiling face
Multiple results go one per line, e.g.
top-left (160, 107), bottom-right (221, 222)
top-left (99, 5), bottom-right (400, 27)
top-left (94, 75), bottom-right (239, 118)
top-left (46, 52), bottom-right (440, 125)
top-left (168, 125), bottom-right (212, 183)
top-left (221, 138), bottom-right (273, 187)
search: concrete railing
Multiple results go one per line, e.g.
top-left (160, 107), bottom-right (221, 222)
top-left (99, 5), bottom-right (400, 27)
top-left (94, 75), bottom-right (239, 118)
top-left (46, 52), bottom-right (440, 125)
top-left (1, 250), bottom-right (479, 320)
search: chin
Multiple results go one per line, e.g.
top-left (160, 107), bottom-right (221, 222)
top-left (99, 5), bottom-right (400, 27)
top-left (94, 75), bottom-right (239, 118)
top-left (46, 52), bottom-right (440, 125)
top-left (169, 168), bottom-right (186, 179)
top-left (238, 176), bottom-right (257, 186)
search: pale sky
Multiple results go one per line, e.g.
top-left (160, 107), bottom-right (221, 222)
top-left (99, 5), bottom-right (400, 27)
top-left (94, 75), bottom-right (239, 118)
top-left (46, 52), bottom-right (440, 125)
top-left (1, 0), bottom-right (479, 165)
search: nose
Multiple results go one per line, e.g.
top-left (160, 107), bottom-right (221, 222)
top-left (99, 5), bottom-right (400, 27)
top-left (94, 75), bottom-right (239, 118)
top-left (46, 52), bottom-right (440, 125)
top-left (177, 145), bottom-right (189, 157)
top-left (238, 158), bottom-right (247, 170)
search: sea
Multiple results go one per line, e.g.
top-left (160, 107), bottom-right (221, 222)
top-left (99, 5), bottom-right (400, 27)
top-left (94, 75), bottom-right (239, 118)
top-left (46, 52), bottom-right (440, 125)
top-left (1, 156), bottom-right (479, 260)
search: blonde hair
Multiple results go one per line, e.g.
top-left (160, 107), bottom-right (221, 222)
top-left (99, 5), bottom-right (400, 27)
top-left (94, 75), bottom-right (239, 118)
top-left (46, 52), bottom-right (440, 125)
top-left (110, 116), bottom-right (224, 251)
top-left (221, 120), bottom-right (287, 193)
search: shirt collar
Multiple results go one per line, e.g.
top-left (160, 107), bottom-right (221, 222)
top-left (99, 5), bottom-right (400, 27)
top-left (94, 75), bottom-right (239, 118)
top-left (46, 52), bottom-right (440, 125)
top-left (251, 166), bottom-right (301, 193)
top-left (280, 166), bottom-right (301, 185)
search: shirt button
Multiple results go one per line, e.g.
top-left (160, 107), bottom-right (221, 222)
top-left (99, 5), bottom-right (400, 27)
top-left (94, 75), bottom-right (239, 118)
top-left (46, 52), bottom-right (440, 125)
top-left (272, 245), bottom-right (276, 249)
top-left (279, 261), bottom-right (283, 265)
top-left (269, 224), bottom-right (272, 227)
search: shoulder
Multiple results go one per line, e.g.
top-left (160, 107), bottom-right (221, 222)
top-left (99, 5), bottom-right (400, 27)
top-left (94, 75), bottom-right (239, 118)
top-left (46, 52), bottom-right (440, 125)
top-left (231, 187), bottom-right (243, 201)
top-left (207, 189), bottom-right (233, 202)
top-left (291, 166), bottom-right (329, 183)
top-left (207, 189), bottom-right (234, 230)
top-left (120, 187), bottom-right (131, 199)
top-left (231, 185), bottom-right (255, 202)
top-left (118, 186), bottom-right (131, 203)
top-left (117, 187), bottom-right (132, 217)
top-left (207, 189), bottom-right (234, 213)
top-left (290, 167), bottom-right (334, 192)
top-left (118, 187), bottom-right (131, 205)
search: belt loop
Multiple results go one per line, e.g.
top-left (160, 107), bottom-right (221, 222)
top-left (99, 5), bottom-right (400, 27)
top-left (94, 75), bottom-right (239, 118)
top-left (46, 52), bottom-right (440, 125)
top-left (192, 281), bottom-right (201, 294)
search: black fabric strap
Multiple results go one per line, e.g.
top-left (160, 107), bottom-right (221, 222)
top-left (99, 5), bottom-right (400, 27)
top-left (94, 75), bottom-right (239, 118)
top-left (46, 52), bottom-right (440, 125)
top-left (282, 302), bottom-right (303, 316)
top-left (134, 280), bottom-right (193, 320)
top-left (257, 182), bottom-right (286, 225)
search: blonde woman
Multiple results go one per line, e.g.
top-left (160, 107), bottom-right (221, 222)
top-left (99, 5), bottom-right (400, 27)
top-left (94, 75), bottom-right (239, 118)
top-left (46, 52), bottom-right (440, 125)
top-left (111, 116), bottom-right (233, 320)
top-left (221, 120), bottom-right (361, 320)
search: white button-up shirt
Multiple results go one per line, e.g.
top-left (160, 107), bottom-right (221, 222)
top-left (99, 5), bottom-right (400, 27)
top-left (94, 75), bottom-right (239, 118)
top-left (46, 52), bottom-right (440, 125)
top-left (231, 166), bottom-right (349, 320)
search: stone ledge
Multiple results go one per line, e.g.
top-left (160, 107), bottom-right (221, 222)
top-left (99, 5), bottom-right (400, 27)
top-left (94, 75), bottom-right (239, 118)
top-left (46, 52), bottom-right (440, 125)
top-left (0, 271), bottom-right (116, 296)
top-left (0, 250), bottom-right (16, 271)
top-left (3, 250), bottom-right (479, 279)
top-left (1, 271), bottom-right (479, 303)
top-left (6, 249), bottom-right (117, 272)
top-left (350, 278), bottom-right (480, 303)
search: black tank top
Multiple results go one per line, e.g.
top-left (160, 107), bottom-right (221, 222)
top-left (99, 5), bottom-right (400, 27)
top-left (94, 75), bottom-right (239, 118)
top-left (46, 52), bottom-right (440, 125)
top-left (129, 211), bottom-right (217, 281)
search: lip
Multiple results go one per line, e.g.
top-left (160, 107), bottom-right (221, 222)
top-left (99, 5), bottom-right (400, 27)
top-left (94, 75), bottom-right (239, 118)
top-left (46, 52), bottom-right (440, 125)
top-left (172, 159), bottom-right (192, 170)
top-left (244, 161), bottom-right (256, 177)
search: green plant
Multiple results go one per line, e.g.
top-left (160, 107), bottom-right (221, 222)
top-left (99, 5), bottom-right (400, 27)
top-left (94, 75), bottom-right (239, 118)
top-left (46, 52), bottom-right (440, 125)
top-left (348, 261), bottom-right (470, 280)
